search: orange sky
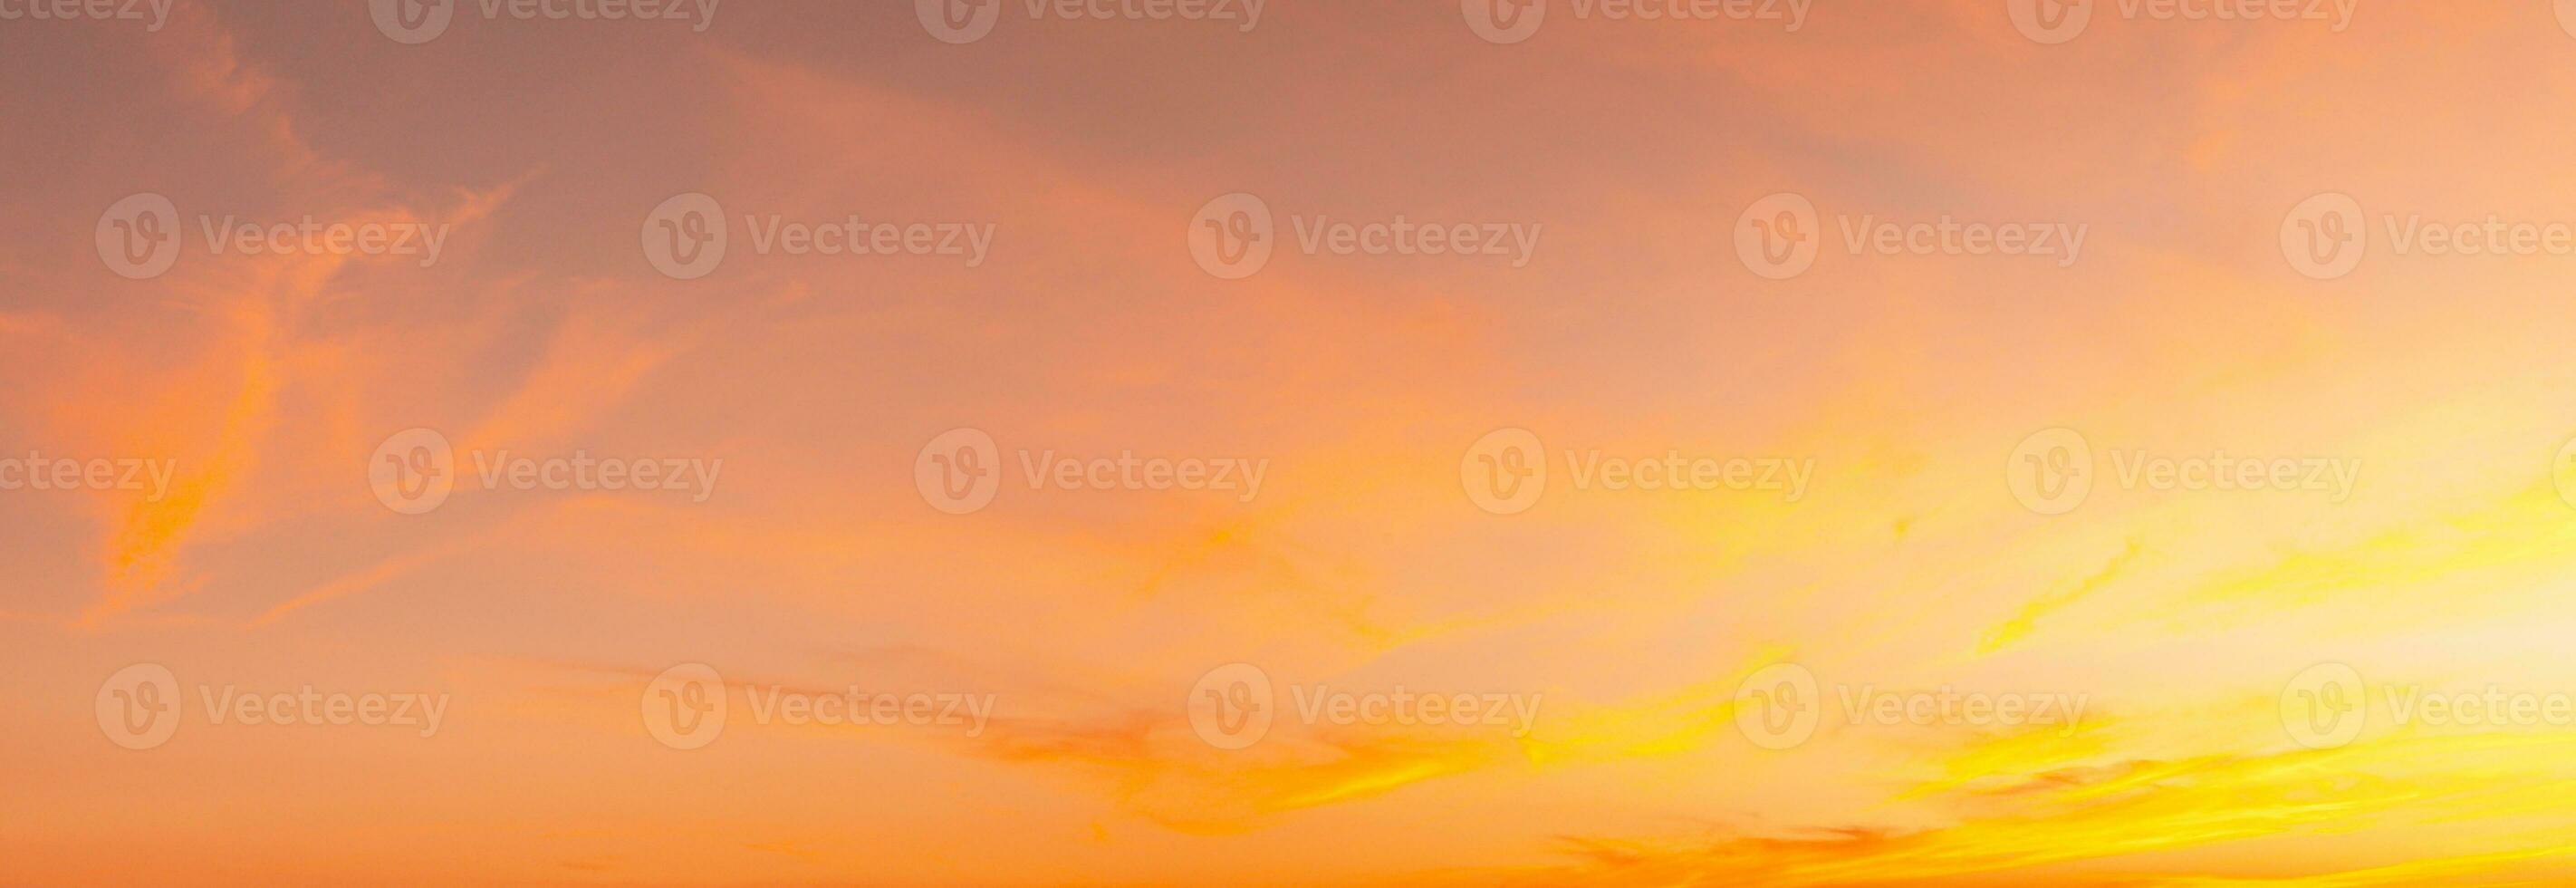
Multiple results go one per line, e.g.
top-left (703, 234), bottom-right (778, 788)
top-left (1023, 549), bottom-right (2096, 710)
top-left (9, 1), bottom-right (2576, 884)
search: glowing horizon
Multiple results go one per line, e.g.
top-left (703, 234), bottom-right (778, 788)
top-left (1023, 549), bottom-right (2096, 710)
top-left (9, 1), bottom-right (2576, 884)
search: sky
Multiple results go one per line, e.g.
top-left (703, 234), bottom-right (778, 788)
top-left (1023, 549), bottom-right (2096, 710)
top-left (8, 0), bottom-right (2576, 884)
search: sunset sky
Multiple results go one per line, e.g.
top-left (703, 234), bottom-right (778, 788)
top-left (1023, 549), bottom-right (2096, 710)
top-left (9, 1), bottom-right (2576, 884)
